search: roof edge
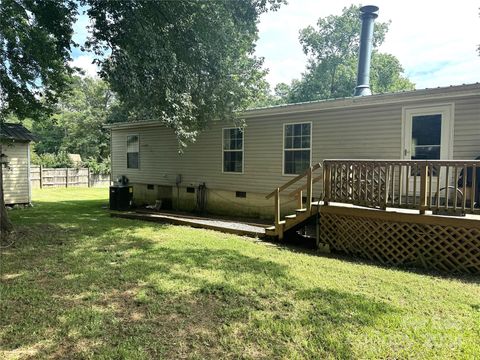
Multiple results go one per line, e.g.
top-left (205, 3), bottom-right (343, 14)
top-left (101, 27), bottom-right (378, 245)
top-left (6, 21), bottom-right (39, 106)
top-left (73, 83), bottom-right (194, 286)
top-left (244, 82), bottom-right (480, 117)
top-left (105, 82), bottom-right (480, 129)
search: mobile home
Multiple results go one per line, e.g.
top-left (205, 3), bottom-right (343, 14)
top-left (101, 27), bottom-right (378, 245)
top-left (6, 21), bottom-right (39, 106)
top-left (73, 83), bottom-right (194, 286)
top-left (107, 82), bottom-right (480, 219)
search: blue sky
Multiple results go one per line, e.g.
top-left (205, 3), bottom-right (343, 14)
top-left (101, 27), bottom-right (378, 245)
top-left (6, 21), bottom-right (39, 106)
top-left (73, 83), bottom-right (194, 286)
top-left (255, 0), bottom-right (480, 89)
top-left (71, 0), bottom-right (480, 90)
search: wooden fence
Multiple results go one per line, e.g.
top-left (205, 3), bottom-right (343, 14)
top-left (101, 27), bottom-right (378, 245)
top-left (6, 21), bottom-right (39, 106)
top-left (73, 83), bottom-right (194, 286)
top-left (30, 166), bottom-right (110, 188)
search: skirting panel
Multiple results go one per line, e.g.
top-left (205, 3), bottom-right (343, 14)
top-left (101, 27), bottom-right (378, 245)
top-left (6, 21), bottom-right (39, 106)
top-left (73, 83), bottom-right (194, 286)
top-left (319, 206), bottom-right (480, 274)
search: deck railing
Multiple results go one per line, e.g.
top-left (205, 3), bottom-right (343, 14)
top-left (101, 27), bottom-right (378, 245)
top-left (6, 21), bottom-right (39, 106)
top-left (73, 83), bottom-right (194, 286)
top-left (323, 160), bottom-right (480, 215)
top-left (266, 163), bottom-right (322, 230)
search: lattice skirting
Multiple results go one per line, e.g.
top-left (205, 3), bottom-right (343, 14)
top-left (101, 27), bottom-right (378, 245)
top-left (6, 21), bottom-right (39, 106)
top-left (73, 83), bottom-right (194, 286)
top-left (319, 206), bottom-right (480, 274)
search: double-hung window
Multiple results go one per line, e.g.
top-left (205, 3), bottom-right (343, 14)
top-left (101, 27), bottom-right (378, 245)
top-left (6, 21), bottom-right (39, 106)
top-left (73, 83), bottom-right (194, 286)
top-left (127, 134), bottom-right (139, 169)
top-left (223, 128), bottom-right (243, 173)
top-left (284, 123), bottom-right (311, 175)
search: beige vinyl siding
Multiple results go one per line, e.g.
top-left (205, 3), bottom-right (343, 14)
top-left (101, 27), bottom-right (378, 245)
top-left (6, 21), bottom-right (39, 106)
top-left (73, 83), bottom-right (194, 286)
top-left (111, 93), bottom-right (480, 197)
top-left (111, 127), bottom-right (178, 184)
top-left (452, 97), bottom-right (480, 160)
top-left (111, 105), bottom-right (404, 195)
top-left (2, 142), bottom-right (30, 204)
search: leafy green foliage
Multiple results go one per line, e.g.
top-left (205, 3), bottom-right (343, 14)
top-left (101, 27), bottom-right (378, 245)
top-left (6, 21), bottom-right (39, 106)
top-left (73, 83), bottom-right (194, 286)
top-left (31, 151), bottom-right (74, 168)
top-left (83, 156), bottom-right (111, 175)
top-left (280, 5), bottom-right (414, 103)
top-left (0, 0), bottom-right (77, 119)
top-left (81, 0), bottom-right (284, 147)
top-left (32, 76), bottom-right (115, 162)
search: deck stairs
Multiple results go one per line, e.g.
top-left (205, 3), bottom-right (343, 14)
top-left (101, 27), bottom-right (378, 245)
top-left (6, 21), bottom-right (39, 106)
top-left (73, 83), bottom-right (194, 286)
top-left (265, 202), bottom-right (321, 238)
top-left (264, 163), bottom-right (322, 239)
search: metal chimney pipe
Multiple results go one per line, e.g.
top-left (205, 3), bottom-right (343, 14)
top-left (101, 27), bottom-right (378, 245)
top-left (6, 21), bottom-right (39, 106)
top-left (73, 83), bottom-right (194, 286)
top-left (353, 5), bottom-right (379, 96)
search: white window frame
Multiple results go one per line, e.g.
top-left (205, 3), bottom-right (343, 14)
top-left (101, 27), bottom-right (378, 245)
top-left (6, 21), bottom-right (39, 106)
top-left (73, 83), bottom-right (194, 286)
top-left (222, 127), bottom-right (244, 174)
top-left (126, 134), bottom-right (140, 169)
top-left (282, 122), bottom-right (313, 176)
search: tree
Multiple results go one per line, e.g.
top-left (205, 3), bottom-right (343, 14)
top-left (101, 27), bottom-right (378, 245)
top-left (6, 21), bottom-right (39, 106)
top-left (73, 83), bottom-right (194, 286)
top-left (281, 5), bottom-right (414, 103)
top-left (32, 76), bottom-right (115, 162)
top-left (82, 0), bottom-right (284, 148)
top-left (0, 0), bottom-right (284, 234)
top-left (0, 0), bottom-right (78, 235)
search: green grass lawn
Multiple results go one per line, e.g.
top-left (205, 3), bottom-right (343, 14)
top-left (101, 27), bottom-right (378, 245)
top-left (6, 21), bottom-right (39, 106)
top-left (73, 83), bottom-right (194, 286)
top-left (1, 188), bottom-right (479, 359)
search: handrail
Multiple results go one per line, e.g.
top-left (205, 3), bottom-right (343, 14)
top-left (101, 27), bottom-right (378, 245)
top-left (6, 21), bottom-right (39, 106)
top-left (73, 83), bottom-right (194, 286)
top-left (266, 163), bottom-right (322, 236)
top-left (323, 159), bottom-right (480, 215)
top-left (325, 159), bottom-right (480, 165)
top-left (287, 175), bottom-right (323, 197)
top-left (265, 162), bottom-right (321, 199)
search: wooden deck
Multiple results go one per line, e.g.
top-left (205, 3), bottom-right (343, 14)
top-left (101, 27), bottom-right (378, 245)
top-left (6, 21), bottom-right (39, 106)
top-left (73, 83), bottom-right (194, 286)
top-left (322, 201), bottom-right (480, 219)
top-left (111, 211), bottom-right (268, 237)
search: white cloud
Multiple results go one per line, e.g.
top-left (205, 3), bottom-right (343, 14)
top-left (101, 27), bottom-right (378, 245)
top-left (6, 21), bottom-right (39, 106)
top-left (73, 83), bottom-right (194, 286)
top-left (256, 0), bottom-right (480, 89)
top-left (70, 55), bottom-right (99, 78)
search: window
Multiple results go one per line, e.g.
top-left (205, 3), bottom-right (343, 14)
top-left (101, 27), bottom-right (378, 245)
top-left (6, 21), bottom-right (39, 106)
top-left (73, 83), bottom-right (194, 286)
top-left (284, 123), bottom-right (311, 175)
top-left (127, 135), bottom-right (139, 169)
top-left (411, 114), bottom-right (442, 161)
top-left (186, 187), bottom-right (195, 193)
top-left (223, 128), bottom-right (243, 173)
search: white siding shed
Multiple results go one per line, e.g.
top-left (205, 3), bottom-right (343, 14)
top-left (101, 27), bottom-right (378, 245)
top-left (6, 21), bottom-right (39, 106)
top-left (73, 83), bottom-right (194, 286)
top-left (1, 123), bottom-right (36, 205)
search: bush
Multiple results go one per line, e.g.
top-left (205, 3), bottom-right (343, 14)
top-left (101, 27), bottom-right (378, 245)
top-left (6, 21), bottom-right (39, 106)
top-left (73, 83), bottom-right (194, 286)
top-left (31, 151), bottom-right (74, 168)
top-left (83, 156), bottom-right (111, 175)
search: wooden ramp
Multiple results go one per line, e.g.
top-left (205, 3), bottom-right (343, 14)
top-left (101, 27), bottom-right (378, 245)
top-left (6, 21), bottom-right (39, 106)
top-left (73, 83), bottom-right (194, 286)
top-left (111, 211), bottom-right (267, 238)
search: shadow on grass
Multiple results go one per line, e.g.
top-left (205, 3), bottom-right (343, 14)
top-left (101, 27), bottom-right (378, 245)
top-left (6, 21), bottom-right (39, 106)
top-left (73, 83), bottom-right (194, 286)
top-left (311, 249), bottom-right (480, 286)
top-left (272, 226), bottom-right (480, 285)
top-left (2, 198), bottom-right (397, 358)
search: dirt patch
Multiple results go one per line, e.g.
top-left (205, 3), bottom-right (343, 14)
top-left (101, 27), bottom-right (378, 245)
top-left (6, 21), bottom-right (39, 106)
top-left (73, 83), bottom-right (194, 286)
top-left (96, 287), bottom-right (230, 358)
top-left (2, 224), bottom-right (72, 246)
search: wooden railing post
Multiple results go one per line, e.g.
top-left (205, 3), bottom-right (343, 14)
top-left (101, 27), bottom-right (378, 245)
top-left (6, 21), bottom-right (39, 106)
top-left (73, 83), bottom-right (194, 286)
top-left (274, 187), bottom-right (280, 227)
top-left (419, 162), bottom-right (428, 214)
top-left (306, 166), bottom-right (312, 212)
top-left (65, 168), bottom-right (68, 188)
top-left (323, 162), bottom-right (330, 205)
top-left (297, 190), bottom-right (303, 209)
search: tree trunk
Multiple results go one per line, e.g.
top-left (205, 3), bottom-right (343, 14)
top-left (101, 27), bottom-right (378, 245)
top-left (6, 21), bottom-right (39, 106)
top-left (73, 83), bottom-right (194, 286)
top-left (0, 144), bottom-right (13, 237)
